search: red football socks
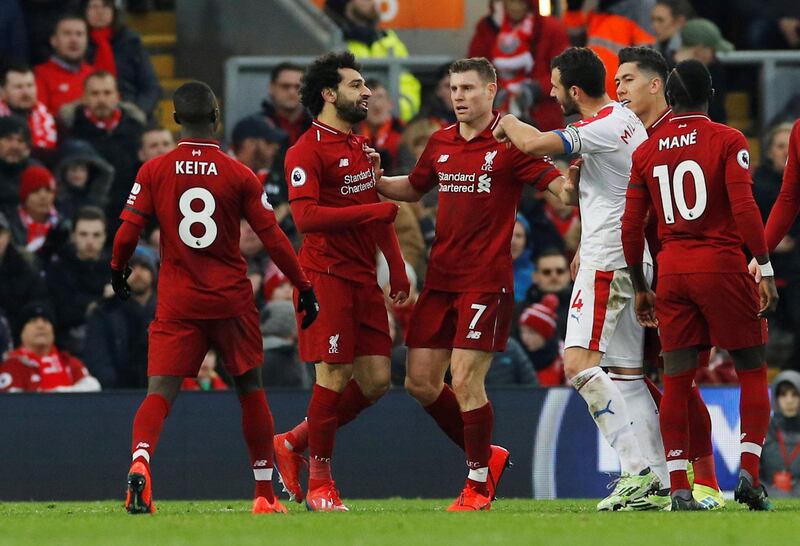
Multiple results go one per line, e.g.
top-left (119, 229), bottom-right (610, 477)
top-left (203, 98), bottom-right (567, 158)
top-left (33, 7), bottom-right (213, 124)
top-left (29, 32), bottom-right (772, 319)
top-left (286, 379), bottom-right (372, 453)
top-left (687, 386), bottom-right (719, 489)
top-left (660, 369), bottom-right (695, 493)
top-left (736, 365), bottom-right (770, 487)
top-left (307, 384), bottom-right (342, 489)
top-left (238, 390), bottom-right (275, 502)
top-left (424, 385), bottom-right (465, 450)
top-left (463, 402), bottom-right (493, 497)
top-left (130, 393), bottom-right (170, 470)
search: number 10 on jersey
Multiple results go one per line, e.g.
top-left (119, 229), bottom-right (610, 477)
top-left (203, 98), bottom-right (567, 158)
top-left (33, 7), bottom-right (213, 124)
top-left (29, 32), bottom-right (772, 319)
top-left (653, 160), bottom-right (707, 224)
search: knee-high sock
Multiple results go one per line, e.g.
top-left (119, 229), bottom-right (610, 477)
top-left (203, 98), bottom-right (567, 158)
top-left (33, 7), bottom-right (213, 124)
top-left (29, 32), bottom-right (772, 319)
top-left (660, 369), bottom-right (695, 493)
top-left (239, 390), bottom-right (275, 501)
top-left (687, 385), bottom-right (719, 489)
top-left (131, 393), bottom-right (171, 470)
top-left (612, 374), bottom-right (669, 488)
top-left (736, 365), bottom-right (770, 487)
top-left (307, 384), bottom-right (342, 489)
top-left (285, 379), bottom-right (372, 452)
top-left (571, 367), bottom-right (647, 475)
top-left (424, 384), bottom-right (465, 450)
top-left (463, 402), bottom-right (493, 496)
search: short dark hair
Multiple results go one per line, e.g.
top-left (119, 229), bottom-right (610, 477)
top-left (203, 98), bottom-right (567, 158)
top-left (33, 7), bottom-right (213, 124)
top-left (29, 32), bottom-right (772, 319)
top-left (449, 57), bottom-right (497, 83)
top-left (271, 62), bottom-right (304, 84)
top-left (0, 115), bottom-right (31, 144)
top-left (665, 60), bottom-right (713, 111)
top-left (73, 205), bottom-right (106, 229)
top-left (536, 248), bottom-right (567, 265)
top-left (655, 0), bottom-right (695, 20)
top-left (173, 81), bottom-right (218, 125)
top-left (618, 47), bottom-right (669, 84)
top-left (81, 0), bottom-right (121, 32)
top-left (52, 13), bottom-right (88, 35)
top-left (300, 51), bottom-right (362, 117)
top-left (551, 47), bottom-right (606, 98)
top-left (83, 70), bottom-right (116, 90)
top-left (1, 62), bottom-right (33, 87)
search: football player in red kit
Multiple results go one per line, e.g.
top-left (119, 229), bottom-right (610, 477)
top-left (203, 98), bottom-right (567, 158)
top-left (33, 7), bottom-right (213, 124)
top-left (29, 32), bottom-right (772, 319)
top-left (621, 60), bottom-right (778, 510)
top-left (376, 58), bottom-right (567, 511)
top-left (111, 81), bottom-right (319, 515)
top-left (272, 52), bottom-right (409, 512)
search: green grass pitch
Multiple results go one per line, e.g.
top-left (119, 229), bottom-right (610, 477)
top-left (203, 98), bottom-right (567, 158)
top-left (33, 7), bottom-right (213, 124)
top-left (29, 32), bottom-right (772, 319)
top-left (2, 499), bottom-right (798, 546)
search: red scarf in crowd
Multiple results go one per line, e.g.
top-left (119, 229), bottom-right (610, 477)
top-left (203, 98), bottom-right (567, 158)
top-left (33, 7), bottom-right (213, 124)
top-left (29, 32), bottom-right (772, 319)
top-left (18, 205), bottom-right (59, 252)
top-left (7, 347), bottom-right (76, 391)
top-left (0, 101), bottom-right (57, 149)
top-left (84, 106), bottom-right (122, 132)
top-left (492, 13), bottom-right (535, 111)
top-left (90, 27), bottom-right (117, 77)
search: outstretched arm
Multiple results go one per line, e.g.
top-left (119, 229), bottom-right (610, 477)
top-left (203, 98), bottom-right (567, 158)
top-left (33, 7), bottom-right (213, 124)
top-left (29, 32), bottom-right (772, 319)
top-left (377, 175), bottom-right (424, 202)
top-left (494, 114), bottom-right (567, 157)
top-left (290, 198), bottom-right (398, 233)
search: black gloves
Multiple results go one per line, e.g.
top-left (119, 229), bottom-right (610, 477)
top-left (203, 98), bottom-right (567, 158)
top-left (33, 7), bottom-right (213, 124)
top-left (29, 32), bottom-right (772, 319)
top-left (296, 287), bottom-right (319, 330)
top-left (111, 267), bottom-right (132, 300)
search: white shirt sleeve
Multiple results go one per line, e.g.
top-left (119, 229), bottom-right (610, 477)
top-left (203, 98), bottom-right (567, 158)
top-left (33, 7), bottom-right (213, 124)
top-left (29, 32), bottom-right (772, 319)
top-left (555, 116), bottom-right (620, 155)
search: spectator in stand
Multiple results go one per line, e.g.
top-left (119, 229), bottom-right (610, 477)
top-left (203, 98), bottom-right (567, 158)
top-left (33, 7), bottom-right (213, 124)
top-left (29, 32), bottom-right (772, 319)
top-left (33, 14), bottom-right (95, 115)
top-left (261, 299), bottom-right (310, 388)
top-left (21, 0), bottom-right (81, 65)
top-left (0, 115), bottom-right (35, 215)
top-left (0, 313), bottom-right (11, 360)
top-left (7, 165), bottom-right (59, 253)
top-left (82, 0), bottom-right (161, 119)
top-left (45, 206), bottom-right (110, 355)
top-left (520, 248), bottom-right (573, 339)
top-left (511, 214), bottom-right (534, 303)
top-left (0, 301), bottom-right (100, 392)
top-left (259, 62), bottom-right (312, 147)
top-left (674, 18), bottom-right (731, 123)
top-left (61, 70), bottom-right (144, 227)
top-left (486, 335), bottom-right (539, 386)
top-left (83, 250), bottom-right (156, 389)
top-left (182, 349), bottom-right (228, 391)
top-left (0, 0), bottom-right (28, 64)
top-left (742, 1), bottom-right (800, 50)
top-left (0, 211), bottom-right (48, 336)
top-left (325, 0), bottom-right (421, 121)
top-left (137, 127), bottom-right (174, 164)
top-left (543, 158), bottom-right (580, 259)
top-left (262, 262), bottom-right (293, 303)
top-left (357, 79), bottom-right (404, 175)
top-left (467, 0), bottom-right (570, 130)
top-left (415, 63), bottom-right (456, 129)
top-left (651, 0), bottom-right (694, 67)
top-left (53, 139), bottom-right (113, 220)
top-left (518, 294), bottom-right (564, 385)
top-left (239, 219), bottom-right (269, 307)
top-left (0, 64), bottom-right (58, 155)
top-left (761, 370), bottom-right (800, 497)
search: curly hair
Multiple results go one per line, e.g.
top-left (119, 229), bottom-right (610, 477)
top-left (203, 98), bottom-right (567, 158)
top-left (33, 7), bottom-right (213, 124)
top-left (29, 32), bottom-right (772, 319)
top-left (300, 51), bottom-right (362, 117)
top-left (551, 47), bottom-right (606, 98)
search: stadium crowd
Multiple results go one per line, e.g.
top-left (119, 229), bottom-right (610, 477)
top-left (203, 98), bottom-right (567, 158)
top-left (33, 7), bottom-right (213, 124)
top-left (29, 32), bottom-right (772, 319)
top-left (0, 0), bottom-right (799, 400)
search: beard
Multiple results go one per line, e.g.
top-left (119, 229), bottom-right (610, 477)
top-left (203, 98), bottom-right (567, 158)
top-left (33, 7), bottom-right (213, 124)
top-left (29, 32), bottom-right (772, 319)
top-left (335, 96), bottom-right (368, 124)
top-left (559, 93), bottom-right (579, 116)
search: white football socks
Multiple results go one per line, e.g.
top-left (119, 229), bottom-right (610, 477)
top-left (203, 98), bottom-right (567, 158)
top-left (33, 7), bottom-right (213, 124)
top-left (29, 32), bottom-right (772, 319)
top-left (611, 373), bottom-right (669, 488)
top-left (571, 366), bottom-right (648, 476)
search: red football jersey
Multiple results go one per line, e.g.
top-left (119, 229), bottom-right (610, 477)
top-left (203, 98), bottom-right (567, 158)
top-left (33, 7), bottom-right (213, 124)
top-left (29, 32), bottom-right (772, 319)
top-left (120, 139), bottom-right (280, 319)
top-left (765, 118), bottom-right (800, 250)
top-left (409, 113), bottom-right (560, 293)
top-left (628, 113), bottom-right (759, 275)
top-left (285, 120), bottom-right (383, 284)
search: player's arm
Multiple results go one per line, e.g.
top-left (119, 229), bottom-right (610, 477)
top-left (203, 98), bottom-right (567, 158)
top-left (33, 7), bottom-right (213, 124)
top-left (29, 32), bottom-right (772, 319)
top-left (376, 175), bottom-right (424, 202)
top-left (375, 222), bottom-right (410, 305)
top-left (764, 121), bottom-right (800, 251)
top-left (494, 114), bottom-right (566, 156)
top-left (290, 198), bottom-right (398, 233)
top-left (109, 220), bottom-right (145, 300)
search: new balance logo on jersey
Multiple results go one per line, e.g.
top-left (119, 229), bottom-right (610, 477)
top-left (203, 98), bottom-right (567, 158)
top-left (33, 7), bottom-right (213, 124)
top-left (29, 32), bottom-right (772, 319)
top-left (329, 334), bottom-right (340, 354)
top-left (477, 174), bottom-right (492, 193)
top-left (481, 150), bottom-right (497, 172)
top-left (175, 160), bottom-right (218, 175)
top-left (338, 158), bottom-right (349, 167)
top-left (438, 154), bottom-right (449, 163)
top-left (466, 330), bottom-right (482, 340)
top-left (667, 449), bottom-right (683, 458)
top-left (592, 400), bottom-right (615, 419)
top-left (192, 149), bottom-right (201, 156)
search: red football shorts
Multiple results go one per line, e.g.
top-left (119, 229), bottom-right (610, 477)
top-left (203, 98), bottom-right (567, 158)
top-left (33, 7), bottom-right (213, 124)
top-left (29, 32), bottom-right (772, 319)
top-left (406, 289), bottom-right (513, 352)
top-left (656, 272), bottom-right (768, 353)
top-left (295, 270), bottom-right (391, 364)
top-left (148, 308), bottom-right (263, 377)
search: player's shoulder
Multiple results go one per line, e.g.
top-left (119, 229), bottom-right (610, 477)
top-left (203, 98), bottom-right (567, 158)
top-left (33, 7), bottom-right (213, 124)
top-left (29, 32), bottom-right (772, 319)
top-left (429, 122), bottom-right (459, 144)
top-left (572, 103), bottom-right (619, 130)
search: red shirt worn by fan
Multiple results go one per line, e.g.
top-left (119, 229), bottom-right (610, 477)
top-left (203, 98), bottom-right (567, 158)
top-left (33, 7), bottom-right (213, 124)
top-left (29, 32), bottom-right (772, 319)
top-left (117, 139), bottom-right (310, 319)
top-left (0, 348), bottom-right (91, 392)
top-left (408, 113), bottom-right (560, 293)
top-left (622, 112), bottom-right (767, 275)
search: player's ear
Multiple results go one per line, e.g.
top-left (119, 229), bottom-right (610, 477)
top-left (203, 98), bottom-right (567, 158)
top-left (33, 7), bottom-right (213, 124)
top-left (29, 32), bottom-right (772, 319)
top-left (173, 112), bottom-right (181, 125)
top-left (322, 87), bottom-right (337, 105)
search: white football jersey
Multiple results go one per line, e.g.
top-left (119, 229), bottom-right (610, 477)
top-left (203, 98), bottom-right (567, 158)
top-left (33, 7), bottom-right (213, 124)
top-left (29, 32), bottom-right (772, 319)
top-left (556, 101), bottom-right (652, 271)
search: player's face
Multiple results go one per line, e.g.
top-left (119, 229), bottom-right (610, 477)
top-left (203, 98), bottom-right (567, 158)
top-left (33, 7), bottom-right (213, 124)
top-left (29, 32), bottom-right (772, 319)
top-left (550, 68), bottom-right (579, 116)
top-left (2, 71), bottom-right (37, 110)
top-left (269, 69), bottom-right (303, 112)
top-left (0, 132), bottom-right (30, 164)
top-left (615, 63), bottom-right (659, 118)
top-left (83, 75), bottom-right (120, 119)
top-left (72, 219), bottom-right (106, 260)
top-left (85, 0), bottom-right (114, 29)
top-left (21, 317), bottom-right (54, 351)
top-left (51, 19), bottom-right (88, 62)
top-left (334, 68), bottom-right (371, 124)
top-left (777, 385), bottom-right (799, 417)
top-left (138, 130), bottom-right (176, 162)
top-left (534, 255), bottom-right (570, 293)
top-left (24, 187), bottom-right (55, 218)
top-left (651, 4), bottom-right (679, 43)
top-left (510, 221), bottom-right (527, 260)
top-left (767, 128), bottom-right (791, 173)
top-left (450, 70), bottom-right (496, 124)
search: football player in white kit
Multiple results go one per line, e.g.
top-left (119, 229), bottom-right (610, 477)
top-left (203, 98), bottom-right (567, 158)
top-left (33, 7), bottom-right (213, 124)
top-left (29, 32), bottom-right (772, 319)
top-left (494, 47), bottom-right (663, 511)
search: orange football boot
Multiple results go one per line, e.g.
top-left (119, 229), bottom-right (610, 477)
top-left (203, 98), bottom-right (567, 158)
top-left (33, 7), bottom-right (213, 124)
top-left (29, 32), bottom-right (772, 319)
top-left (305, 481), bottom-right (349, 512)
top-left (487, 445), bottom-right (512, 500)
top-left (446, 483), bottom-right (491, 512)
top-left (125, 461), bottom-right (156, 514)
top-left (252, 496), bottom-right (289, 514)
top-left (273, 433), bottom-right (308, 503)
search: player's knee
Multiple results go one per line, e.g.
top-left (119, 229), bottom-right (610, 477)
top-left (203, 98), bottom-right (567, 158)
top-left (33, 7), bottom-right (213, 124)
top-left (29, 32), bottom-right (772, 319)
top-left (360, 374), bottom-right (390, 402)
top-left (404, 374), bottom-right (439, 405)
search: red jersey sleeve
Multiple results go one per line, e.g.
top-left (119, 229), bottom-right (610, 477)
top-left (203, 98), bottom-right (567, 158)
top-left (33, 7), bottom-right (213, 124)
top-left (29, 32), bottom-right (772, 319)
top-left (765, 120), bottom-right (800, 251)
top-left (723, 131), bottom-right (768, 258)
top-left (240, 166), bottom-right (279, 233)
top-left (512, 148), bottom-right (561, 190)
top-left (621, 150), bottom-right (651, 266)
top-left (0, 359), bottom-right (33, 392)
top-left (285, 145), bottom-right (322, 202)
top-left (408, 139), bottom-right (439, 194)
top-left (120, 160), bottom-right (155, 228)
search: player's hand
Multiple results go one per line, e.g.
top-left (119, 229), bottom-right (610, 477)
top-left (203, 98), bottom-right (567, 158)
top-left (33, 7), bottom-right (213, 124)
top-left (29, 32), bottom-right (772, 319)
top-left (297, 287), bottom-right (319, 330)
top-left (570, 252), bottom-right (580, 281)
top-left (390, 271), bottom-right (411, 306)
top-left (634, 289), bottom-right (658, 328)
top-left (373, 202), bottom-right (399, 223)
top-left (565, 159), bottom-right (582, 193)
top-left (758, 276), bottom-right (778, 317)
top-left (110, 266), bottom-right (132, 300)
top-left (365, 146), bottom-right (384, 181)
top-left (493, 115), bottom-right (512, 143)
top-left (748, 257), bottom-right (762, 283)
